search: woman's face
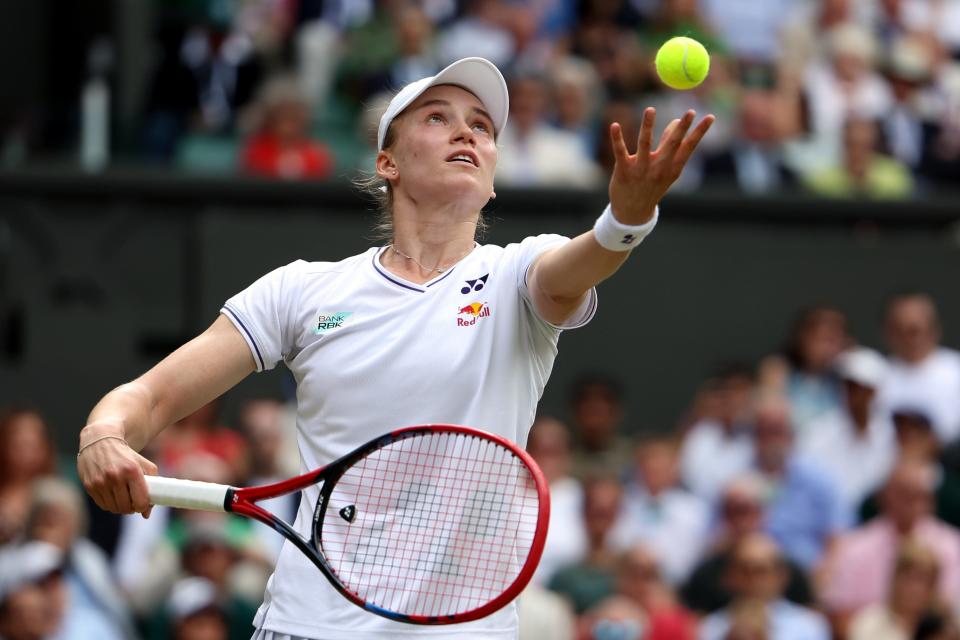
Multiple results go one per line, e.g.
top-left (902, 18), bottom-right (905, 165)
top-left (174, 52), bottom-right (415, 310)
top-left (2, 412), bottom-right (52, 481)
top-left (379, 85), bottom-right (497, 212)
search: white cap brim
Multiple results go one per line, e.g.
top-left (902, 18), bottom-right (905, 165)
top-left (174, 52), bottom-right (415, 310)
top-left (377, 57), bottom-right (508, 150)
top-left (835, 347), bottom-right (888, 388)
top-left (0, 542), bottom-right (63, 602)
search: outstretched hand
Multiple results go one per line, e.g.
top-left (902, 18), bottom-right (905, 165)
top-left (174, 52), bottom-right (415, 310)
top-left (608, 107), bottom-right (715, 224)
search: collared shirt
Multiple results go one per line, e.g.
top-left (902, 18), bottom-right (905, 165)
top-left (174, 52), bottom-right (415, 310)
top-left (531, 477), bottom-right (586, 586)
top-left (876, 348), bottom-right (960, 443)
top-left (699, 599), bottom-right (830, 640)
top-left (680, 420), bottom-right (753, 500)
top-left (761, 456), bottom-right (850, 570)
top-left (799, 408), bottom-right (896, 512)
top-left (609, 485), bottom-right (710, 585)
top-left (822, 516), bottom-right (960, 612)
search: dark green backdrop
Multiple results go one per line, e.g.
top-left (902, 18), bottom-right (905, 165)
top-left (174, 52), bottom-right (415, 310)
top-left (2, 170), bottom-right (959, 450)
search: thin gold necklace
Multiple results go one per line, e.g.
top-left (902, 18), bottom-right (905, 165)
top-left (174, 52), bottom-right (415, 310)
top-left (389, 243), bottom-right (474, 274)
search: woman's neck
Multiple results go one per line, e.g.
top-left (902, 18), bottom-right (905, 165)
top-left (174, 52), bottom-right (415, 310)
top-left (381, 194), bottom-right (480, 282)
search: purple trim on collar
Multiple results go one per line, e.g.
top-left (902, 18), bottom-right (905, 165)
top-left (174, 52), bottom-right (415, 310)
top-left (371, 247), bottom-right (464, 292)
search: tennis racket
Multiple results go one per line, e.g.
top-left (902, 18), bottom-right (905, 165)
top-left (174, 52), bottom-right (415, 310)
top-left (145, 424), bottom-right (549, 625)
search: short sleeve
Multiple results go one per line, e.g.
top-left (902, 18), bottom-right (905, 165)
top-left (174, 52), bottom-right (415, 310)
top-left (221, 260), bottom-right (305, 372)
top-left (514, 234), bottom-right (598, 330)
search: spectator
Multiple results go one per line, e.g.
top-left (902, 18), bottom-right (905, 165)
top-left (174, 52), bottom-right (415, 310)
top-left (238, 398), bottom-right (299, 562)
top-left (436, 0), bottom-right (525, 68)
top-left (698, 0), bottom-right (792, 64)
top-left (142, 519), bottom-right (264, 640)
top-left (155, 399), bottom-right (248, 485)
top-left (577, 595), bottom-right (647, 640)
top-left (0, 540), bottom-right (118, 638)
top-left (786, 22), bottom-right (893, 177)
top-left (240, 75), bottom-right (335, 180)
top-left (860, 409), bottom-right (960, 529)
top-left (680, 363), bottom-right (755, 500)
top-left (698, 533), bottom-right (831, 640)
top-left (802, 116), bottom-right (915, 198)
top-left (712, 83), bottom-right (799, 194)
top-left (849, 541), bottom-right (947, 640)
top-left (386, 4), bottom-right (439, 88)
top-left (596, 96), bottom-right (643, 175)
top-left (820, 460), bottom-right (960, 630)
top-left (573, 0), bottom-right (643, 94)
top-left (549, 56), bottom-right (603, 157)
top-left (549, 476), bottom-right (622, 614)
top-left (165, 577), bottom-right (229, 640)
top-left (129, 452), bottom-right (269, 617)
top-left (749, 392), bottom-right (850, 570)
top-left (914, 609), bottom-right (960, 640)
top-left (610, 435), bottom-right (709, 585)
top-left (517, 583), bottom-right (576, 640)
top-left (758, 305), bottom-right (849, 433)
top-left (616, 545), bottom-right (698, 640)
top-left (526, 416), bottom-right (586, 586)
top-left (799, 347), bottom-right (896, 512)
top-left (681, 474), bottom-right (814, 615)
top-left (721, 599), bottom-right (770, 640)
top-left (567, 374), bottom-right (633, 481)
top-left (25, 477), bottom-right (135, 639)
top-left (0, 541), bottom-right (67, 640)
top-left (140, 10), bottom-right (264, 159)
top-left (779, 0), bottom-right (874, 71)
top-left (876, 293), bottom-right (960, 444)
top-left (637, 0), bottom-right (721, 79)
top-left (881, 37), bottom-right (941, 174)
top-left (0, 408), bottom-right (56, 544)
top-left (496, 72), bottom-right (603, 188)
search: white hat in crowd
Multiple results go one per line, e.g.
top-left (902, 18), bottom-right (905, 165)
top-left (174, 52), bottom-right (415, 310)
top-left (0, 541), bottom-right (64, 603)
top-left (835, 347), bottom-right (888, 388)
top-left (167, 577), bottom-right (222, 620)
top-left (377, 57), bottom-right (509, 150)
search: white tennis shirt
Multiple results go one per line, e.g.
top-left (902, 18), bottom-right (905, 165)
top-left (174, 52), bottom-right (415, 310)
top-left (221, 235), bottom-right (596, 639)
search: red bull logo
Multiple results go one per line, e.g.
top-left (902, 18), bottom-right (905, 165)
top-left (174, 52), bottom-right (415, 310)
top-left (456, 302), bottom-right (491, 326)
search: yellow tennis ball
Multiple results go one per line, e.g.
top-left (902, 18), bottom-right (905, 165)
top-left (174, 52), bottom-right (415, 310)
top-left (655, 36), bottom-right (710, 90)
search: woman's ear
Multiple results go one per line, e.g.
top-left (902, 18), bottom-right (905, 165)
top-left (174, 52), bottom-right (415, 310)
top-left (490, 191), bottom-right (496, 200)
top-left (376, 151), bottom-right (398, 182)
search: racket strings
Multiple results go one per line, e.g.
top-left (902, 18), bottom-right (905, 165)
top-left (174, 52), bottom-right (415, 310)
top-left (319, 431), bottom-right (540, 618)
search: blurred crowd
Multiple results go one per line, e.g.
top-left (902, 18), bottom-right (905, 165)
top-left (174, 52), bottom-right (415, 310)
top-left (41, 0), bottom-right (959, 197)
top-left (3, 290), bottom-right (960, 640)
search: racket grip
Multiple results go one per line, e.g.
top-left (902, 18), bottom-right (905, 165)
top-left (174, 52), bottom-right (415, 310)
top-left (145, 476), bottom-right (232, 512)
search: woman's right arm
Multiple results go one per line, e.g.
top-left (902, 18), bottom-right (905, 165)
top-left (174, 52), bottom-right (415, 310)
top-left (77, 314), bottom-right (257, 516)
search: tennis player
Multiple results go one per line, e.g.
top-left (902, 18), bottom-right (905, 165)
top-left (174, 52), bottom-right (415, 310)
top-left (77, 57), bottom-right (713, 639)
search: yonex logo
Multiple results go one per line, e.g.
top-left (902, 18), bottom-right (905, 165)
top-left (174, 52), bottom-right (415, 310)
top-left (339, 505), bottom-right (356, 523)
top-left (316, 311), bottom-right (354, 334)
top-left (621, 234), bottom-right (637, 244)
top-left (461, 274), bottom-right (489, 294)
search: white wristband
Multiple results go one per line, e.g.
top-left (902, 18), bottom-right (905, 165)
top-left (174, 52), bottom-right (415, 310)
top-left (593, 204), bottom-right (659, 251)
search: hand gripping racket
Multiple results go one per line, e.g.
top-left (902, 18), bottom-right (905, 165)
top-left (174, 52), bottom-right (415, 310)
top-left (145, 424), bottom-right (549, 624)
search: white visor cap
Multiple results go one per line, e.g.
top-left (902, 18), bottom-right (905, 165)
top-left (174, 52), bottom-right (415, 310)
top-left (377, 57), bottom-right (509, 151)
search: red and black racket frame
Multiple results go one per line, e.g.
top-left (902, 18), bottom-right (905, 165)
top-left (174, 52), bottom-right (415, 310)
top-left (219, 424), bottom-right (551, 625)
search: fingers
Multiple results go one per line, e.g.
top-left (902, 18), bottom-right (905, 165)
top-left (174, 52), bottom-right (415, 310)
top-left (636, 107), bottom-right (656, 159)
top-left (131, 453), bottom-right (158, 518)
top-left (78, 440), bottom-right (155, 516)
top-left (673, 114), bottom-right (716, 168)
top-left (657, 110), bottom-right (696, 158)
top-left (609, 122), bottom-right (630, 168)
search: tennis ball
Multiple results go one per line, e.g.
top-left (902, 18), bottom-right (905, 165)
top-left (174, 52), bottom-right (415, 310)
top-left (655, 36), bottom-right (710, 90)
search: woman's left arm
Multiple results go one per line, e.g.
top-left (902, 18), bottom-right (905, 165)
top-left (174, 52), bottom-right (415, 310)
top-left (527, 108), bottom-right (715, 325)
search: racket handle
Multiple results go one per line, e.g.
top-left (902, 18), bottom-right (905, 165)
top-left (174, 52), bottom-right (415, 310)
top-left (145, 476), bottom-right (232, 512)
